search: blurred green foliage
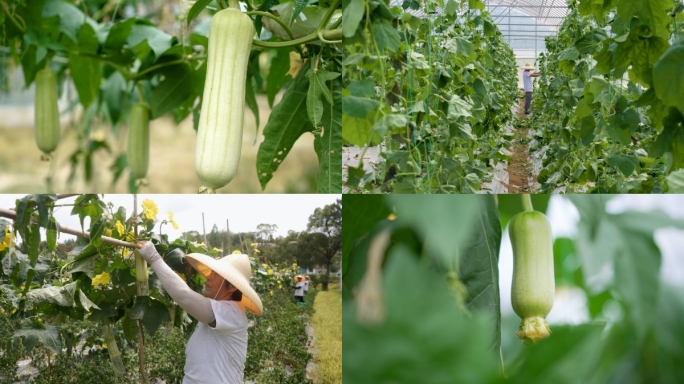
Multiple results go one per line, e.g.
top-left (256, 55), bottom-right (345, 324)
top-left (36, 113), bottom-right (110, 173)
top-left (343, 195), bottom-right (684, 383)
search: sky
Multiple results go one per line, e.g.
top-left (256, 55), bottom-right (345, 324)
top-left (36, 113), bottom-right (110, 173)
top-left (0, 194), bottom-right (341, 242)
top-left (498, 195), bottom-right (684, 325)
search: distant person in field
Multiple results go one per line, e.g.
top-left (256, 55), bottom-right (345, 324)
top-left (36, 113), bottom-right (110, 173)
top-left (294, 275), bottom-right (305, 303)
top-left (136, 241), bottom-right (262, 384)
top-left (303, 275), bottom-right (310, 295)
top-left (522, 63), bottom-right (540, 115)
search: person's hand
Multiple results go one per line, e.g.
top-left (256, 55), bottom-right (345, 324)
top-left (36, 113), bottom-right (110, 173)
top-left (136, 241), bottom-right (161, 264)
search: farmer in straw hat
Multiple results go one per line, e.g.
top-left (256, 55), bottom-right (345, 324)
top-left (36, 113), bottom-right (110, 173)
top-left (521, 63), bottom-right (540, 115)
top-left (136, 241), bottom-right (262, 384)
top-left (303, 275), bottom-right (310, 295)
top-left (293, 275), bottom-right (305, 303)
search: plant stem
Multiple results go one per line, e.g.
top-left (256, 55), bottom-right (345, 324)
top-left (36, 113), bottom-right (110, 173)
top-left (246, 11), bottom-right (295, 40)
top-left (521, 194), bottom-right (534, 212)
top-left (318, 0), bottom-right (341, 31)
top-left (1, 3), bottom-right (26, 32)
top-left (227, 0), bottom-right (239, 10)
top-left (252, 28), bottom-right (342, 48)
top-left (131, 58), bottom-right (186, 79)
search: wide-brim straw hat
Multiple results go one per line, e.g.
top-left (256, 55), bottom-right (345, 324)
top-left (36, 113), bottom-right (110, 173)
top-left (521, 63), bottom-right (535, 70)
top-left (185, 253), bottom-right (263, 315)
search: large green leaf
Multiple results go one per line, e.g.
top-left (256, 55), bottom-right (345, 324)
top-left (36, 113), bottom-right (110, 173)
top-left (343, 246), bottom-right (497, 383)
top-left (510, 324), bottom-right (606, 383)
top-left (387, 195), bottom-right (481, 269)
top-left (13, 320), bottom-right (62, 354)
top-left (458, 196), bottom-right (502, 354)
top-left (149, 63), bottom-right (194, 118)
top-left (42, 0), bottom-right (86, 42)
top-left (342, 0), bottom-right (365, 38)
top-left (131, 296), bottom-right (171, 336)
top-left (314, 77), bottom-right (342, 193)
top-left (25, 281), bottom-right (78, 310)
top-left (653, 42), bottom-right (684, 117)
top-left (257, 61), bottom-right (314, 189)
top-left (616, 0), bottom-right (672, 39)
top-left (69, 55), bottom-right (102, 108)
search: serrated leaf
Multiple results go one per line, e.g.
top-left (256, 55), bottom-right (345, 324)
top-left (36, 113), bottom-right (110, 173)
top-left (314, 77), bottom-right (341, 193)
top-left (256, 61), bottom-right (314, 190)
top-left (306, 68), bottom-right (340, 126)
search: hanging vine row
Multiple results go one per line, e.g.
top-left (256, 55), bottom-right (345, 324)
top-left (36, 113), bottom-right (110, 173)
top-left (343, 0), bottom-right (519, 194)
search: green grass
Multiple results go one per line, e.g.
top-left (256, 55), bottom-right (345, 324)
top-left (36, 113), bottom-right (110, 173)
top-left (311, 289), bottom-right (341, 384)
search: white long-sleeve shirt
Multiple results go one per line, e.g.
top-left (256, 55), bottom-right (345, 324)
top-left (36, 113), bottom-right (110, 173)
top-left (523, 71), bottom-right (533, 92)
top-left (294, 281), bottom-right (305, 296)
top-left (149, 258), bottom-right (248, 384)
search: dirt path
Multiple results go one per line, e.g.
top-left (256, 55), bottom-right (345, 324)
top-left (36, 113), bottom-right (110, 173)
top-left (506, 98), bottom-right (537, 193)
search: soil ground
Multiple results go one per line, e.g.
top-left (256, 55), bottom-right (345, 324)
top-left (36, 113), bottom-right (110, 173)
top-left (505, 96), bottom-right (537, 193)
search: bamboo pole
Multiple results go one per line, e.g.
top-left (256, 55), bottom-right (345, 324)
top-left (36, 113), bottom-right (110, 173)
top-left (202, 212), bottom-right (207, 245)
top-left (0, 208), bottom-right (135, 248)
top-left (133, 195), bottom-right (147, 383)
top-left (226, 219), bottom-right (230, 255)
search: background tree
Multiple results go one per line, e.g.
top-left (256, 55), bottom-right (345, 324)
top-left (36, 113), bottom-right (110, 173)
top-left (256, 223), bottom-right (278, 243)
top-left (300, 199), bottom-right (342, 290)
top-left (207, 224), bottom-right (223, 250)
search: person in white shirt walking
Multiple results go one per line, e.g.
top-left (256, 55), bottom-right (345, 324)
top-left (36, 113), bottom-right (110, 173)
top-left (136, 241), bottom-right (263, 384)
top-left (521, 63), bottom-right (540, 115)
top-left (303, 276), bottom-right (310, 295)
top-left (294, 276), bottom-right (305, 303)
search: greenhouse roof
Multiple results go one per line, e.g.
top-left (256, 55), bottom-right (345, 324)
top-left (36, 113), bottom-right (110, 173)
top-left (484, 0), bottom-right (569, 30)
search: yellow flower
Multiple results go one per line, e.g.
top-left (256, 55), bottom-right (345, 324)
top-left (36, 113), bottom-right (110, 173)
top-left (0, 226), bottom-right (14, 251)
top-left (213, 248), bottom-right (222, 253)
top-left (261, 263), bottom-right (268, 268)
top-left (115, 220), bottom-right (125, 236)
top-left (269, 291), bottom-right (273, 296)
top-left (124, 231), bottom-right (135, 243)
top-left (267, 269), bottom-right (273, 275)
top-left (92, 272), bottom-right (111, 286)
top-left (142, 199), bottom-right (158, 220)
top-left (388, 213), bottom-right (397, 220)
top-left (104, 228), bottom-right (112, 237)
top-left (167, 212), bottom-right (179, 229)
top-left (254, 249), bottom-right (260, 253)
top-left (251, 243), bottom-right (258, 247)
top-left (176, 272), bottom-right (187, 282)
top-left (232, 250), bottom-right (241, 254)
top-left (292, 263), bottom-right (297, 268)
